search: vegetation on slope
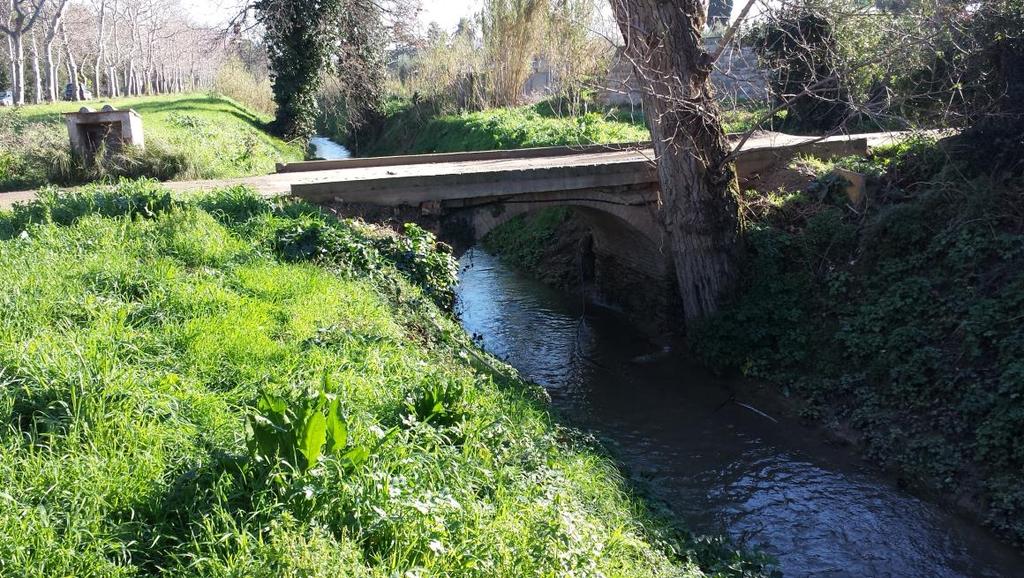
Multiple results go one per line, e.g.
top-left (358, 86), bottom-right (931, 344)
top-left (693, 138), bottom-right (1024, 544)
top-left (0, 181), bottom-right (775, 577)
top-left (0, 94), bottom-right (304, 192)
top-left (333, 98), bottom-right (767, 157)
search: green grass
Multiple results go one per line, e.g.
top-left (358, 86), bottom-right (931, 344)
top-left (341, 97), bottom-right (770, 157)
top-left (482, 207), bottom-right (572, 272)
top-left (347, 99), bottom-right (650, 156)
top-left (0, 181), bottom-right (776, 577)
top-left (0, 94), bottom-right (304, 192)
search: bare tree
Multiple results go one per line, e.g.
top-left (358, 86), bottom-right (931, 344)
top-left (60, 16), bottom-right (80, 99)
top-left (610, 0), bottom-right (741, 324)
top-left (29, 26), bottom-right (40, 101)
top-left (1, 0), bottom-right (48, 104)
top-left (41, 0), bottom-right (69, 101)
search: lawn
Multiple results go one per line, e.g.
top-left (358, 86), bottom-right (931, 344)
top-left (0, 181), bottom-right (773, 577)
top-left (0, 94), bottom-right (304, 192)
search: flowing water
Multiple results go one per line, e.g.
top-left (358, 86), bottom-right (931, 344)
top-left (310, 136), bottom-right (351, 160)
top-left (455, 248), bottom-right (1024, 578)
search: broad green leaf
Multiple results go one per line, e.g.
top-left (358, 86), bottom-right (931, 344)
top-left (326, 397), bottom-right (347, 454)
top-left (297, 409), bottom-right (327, 473)
top-left (340, 445), bottom-right (370, 473)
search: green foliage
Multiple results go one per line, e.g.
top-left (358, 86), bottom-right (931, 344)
top-left (403, 377), bottom-right (468, 428)
top-left (0, 179), bottom-right (775, 576)
top-left (249, 386), bottom-right (369, 474)
top-left (343, 98), bottom-right (649, 156)
top-left (694, 141), bottom-right (1024, 543)
top-left (483, 207), bottom-right (571, 271)
top-left (256, 0), bottom-right (343, 140)
top-left (270, 217), bottom-right (459, 310)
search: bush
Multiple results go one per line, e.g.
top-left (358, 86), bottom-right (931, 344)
top-left (215, 58), bottom-right (277, 116)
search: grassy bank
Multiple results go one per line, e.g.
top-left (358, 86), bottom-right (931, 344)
top-left (0, 94), bottom-right (304, 192)
top-left (692, 139), bottom-right (1024, 544)
top-left (335, 99), bottom-right (768, 157)
top-left (0, 181), bottom-right (775, 577)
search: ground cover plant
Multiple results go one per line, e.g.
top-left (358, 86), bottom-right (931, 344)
top-left (0, 94), bottom-right (304, 192)
top-left (692, 138), bottom-right (1024, 544)
top-left (0, 180), bottom-right (777, 577)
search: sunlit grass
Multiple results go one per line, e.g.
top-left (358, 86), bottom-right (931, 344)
top-left (0, 94), bottom-right (304, 192)
top-left (0, 181), bottom-right (774, 577)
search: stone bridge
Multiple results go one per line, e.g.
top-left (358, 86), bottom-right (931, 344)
top-left (280, 133), bottom-right (882, 329)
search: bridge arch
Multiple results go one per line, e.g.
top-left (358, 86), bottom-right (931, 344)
top-left (442, 198), bottom-right (683, 333)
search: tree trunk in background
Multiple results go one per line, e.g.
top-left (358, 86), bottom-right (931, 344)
top-left (44, 0), bottom-right (70, 102)
top-left (30, 31), bottom-right (42, 103)
top-left (6, 35), bottom-right (15, 94)
top-left (61, 21), bottom-right (81, 100)
top-left (12, 32), bottom-right (25, 104)
top-left (45, 32), bottom-right (58, 100)
top-left (610, 0), bottom-right (741, 325)
top-left (94, 0), bottom-right (107, 97)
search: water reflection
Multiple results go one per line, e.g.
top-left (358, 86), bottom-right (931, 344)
top-left (455, 248), bottom-right (1023, 578)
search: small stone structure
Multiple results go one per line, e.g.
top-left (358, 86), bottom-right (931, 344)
top-left (64, 105), bottom-right (145, 159)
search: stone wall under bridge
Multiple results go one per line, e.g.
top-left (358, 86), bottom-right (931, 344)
top-left (323, 185), bottom-right (686, 334)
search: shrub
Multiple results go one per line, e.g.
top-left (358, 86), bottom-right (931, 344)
top-left (215, 58), bottom-right (277, 116)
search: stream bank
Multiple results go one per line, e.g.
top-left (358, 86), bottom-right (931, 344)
top-left (455, 247), bottom-right (1024, 578)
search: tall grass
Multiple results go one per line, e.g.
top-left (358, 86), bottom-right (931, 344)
top-left (482, 0), bottom-right (548, 107)
top-left (0, 180), bottom-right (777, 577)
top-left (214, 58), bottom-right (277, 116)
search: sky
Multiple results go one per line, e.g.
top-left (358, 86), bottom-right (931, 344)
top-left (180, 0), bottom-right (752, 32)
top-left (180, 0), bottom-right (484, 31)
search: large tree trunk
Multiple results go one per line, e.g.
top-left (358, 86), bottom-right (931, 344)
top-left (610, 0), bottom-right (741, 325)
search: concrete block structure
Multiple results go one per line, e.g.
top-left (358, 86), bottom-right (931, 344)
top-left (64, 105), bottom-right (145, 159)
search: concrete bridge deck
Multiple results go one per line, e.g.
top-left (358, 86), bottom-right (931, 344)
top-left (0, 131), bottom-right (912, 210)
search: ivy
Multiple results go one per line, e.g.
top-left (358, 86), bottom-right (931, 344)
top-left (256, 0), bottom-right (344, 140)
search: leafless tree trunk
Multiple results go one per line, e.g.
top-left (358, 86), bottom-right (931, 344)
top-left (42, 0), bottom-right (69, 101)
top-left (30, 28), bottom-right (41, 102)
top-left (610, 0), bottom-right (741, 324)
top-left (1, 0), bottom-right (48, 105)
top-left (5, 33), bottom-right (14, 92)
top-left (93, 0), bottom-right (106, 96)
top-left (60, 18), bottom-right (80, 99)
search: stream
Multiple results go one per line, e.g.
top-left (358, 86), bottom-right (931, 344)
top-left (455, 248), bottom-right (1024, 578)
top-left (310, 136), bottom-right (352, 160)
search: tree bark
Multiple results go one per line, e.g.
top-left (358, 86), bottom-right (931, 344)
top-left (610, 0), bottom-right (741, 325)
top-left (5, 34), bottom-right (15, 95)
top-left (12, 31), bottom-right (24, 104)
top-left (60, 19), bottom-right (81, 100)
top-left (44, 0), bottom-right (70, 102)
top-left (94, 0), bottom-right (106, 96)
top-left (30, 29), bottom-right (42, 103)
